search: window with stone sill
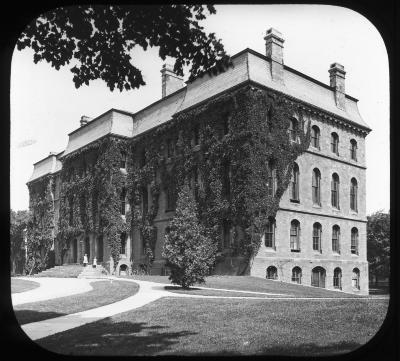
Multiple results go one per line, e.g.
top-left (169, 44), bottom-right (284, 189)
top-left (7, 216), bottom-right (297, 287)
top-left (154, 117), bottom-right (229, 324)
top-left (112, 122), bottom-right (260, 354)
top-left (333, 267), bottom-right (342, 289)
top-left (351, 227), bottom-right (359, 255)
top-left (331, 173), bottom-right (340, 209)
top-left (264, 221), bottom-right (275, 249)
top-left (312, 168), bottom-right (321, 206)
top-left (311, 125), bottom-right (320, 149)
top-left (332, 225), bottom-right (340, 254)
top-left (312, 222), bottom-right (322, 252)
top-left (290, 162), bottom-right (300, 202)
top-left (350, 178), bottom-right (358, 212)
top-left (289, 118), bottom-right (299, 143)
top-left (290, 219), bottom-right (301, 252)
top-left (331, 132), bottom-right (339, 155)
top-left (350, 139), bottom-right (358, 161)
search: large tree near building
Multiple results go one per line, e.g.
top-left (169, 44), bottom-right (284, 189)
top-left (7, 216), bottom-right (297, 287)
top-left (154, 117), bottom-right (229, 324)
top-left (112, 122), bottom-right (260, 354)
top-left (16, 5), bottom-right (230, 91)
top-left (10, 210), bottom-right (30, 275)
top-left (367, 210), bottom-right (390, 285)
top-left (162, 183), bottom-right (217, 289)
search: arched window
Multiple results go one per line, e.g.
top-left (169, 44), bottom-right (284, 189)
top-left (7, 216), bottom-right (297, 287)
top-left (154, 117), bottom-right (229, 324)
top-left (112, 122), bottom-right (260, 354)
top-left (350, 178), bottom-right (358, 212)
top-left (120, 232), bottom-right (126, 254)
top-left (264, 220), bottom-right (275, 249)
top-left (331, 132), bottom-right (339, 155)
top-left (120, 151), bottom-right (127, 169)
top-left (291, 163), bottom-right (300, 202)
top-left (332, 225), bottom-right (341, 254)
top-left (312, 168), bottom-right (321, 205)
top-left (289, 118), bottom-right (298, 142)
top-left (333, 267), bottom-right (342, 289)
top-left (292, 266), bottom-right (302, 284)
top-left (267, 160), bottom-right (277, 197)
top-left (311, 125), bottom-right (320, 149)
top-left (311, 266), bottom-right (326, 288)
top-left (351, 227), bottom-right (359, 255)
top-left (313, 222), bottom-right (322, 252)
top-left (352, 268), bottom-right (360, 290)
top-left (290, 220), bottom-right (300, 251)
top-left (350, 139), bottom-right (357, 161)
top-left (266, 266), bottom-right (278, 280)
top-left (331, 173), bottom-right (340, 208)
top-left (120, 188), bottom-right (126, 215)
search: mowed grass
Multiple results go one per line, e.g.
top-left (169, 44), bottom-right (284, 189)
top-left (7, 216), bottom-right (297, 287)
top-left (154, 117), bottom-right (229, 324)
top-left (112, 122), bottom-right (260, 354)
top-left (129, 275), bottom-right (364, 298)
top-left (37, 297), bottom-right (389, 356)
top-left (13, 280), bottom-right (139, 325)
top-left (11, 278), bottom-right (40, 293)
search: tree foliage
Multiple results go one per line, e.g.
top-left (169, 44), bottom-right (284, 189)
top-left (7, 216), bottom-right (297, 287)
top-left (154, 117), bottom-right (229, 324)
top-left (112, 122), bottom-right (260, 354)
top-left (367, 210), bottom-right (390, 282)
top-left (17, 5), bottom-right (231, 91)
top-left (162, 182), bottom-right (217, 288)
top-left (10, 209), bottom-right (29, 275)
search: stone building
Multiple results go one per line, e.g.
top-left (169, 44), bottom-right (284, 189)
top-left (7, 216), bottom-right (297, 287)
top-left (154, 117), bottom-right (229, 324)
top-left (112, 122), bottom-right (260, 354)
top-left (27, 28), bottom-right (371, 294)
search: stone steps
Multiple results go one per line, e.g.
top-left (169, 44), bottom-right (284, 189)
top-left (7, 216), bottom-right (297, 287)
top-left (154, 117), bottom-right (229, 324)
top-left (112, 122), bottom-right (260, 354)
top-left (77, 265), bottom-right (109, 279)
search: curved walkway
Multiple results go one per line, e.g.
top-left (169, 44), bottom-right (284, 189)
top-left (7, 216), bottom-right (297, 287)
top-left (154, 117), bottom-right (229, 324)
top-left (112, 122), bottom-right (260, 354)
top-left (19, 277), bottom-right (387, 342)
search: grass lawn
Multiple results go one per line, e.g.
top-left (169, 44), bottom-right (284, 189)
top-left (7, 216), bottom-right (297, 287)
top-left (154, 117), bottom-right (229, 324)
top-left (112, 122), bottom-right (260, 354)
top-left (13, 280), bottom-right (139, 325)
top-left (128, 275), bottom-right (364, 298)
top-left (11, 278), bottom-right (41, 293)
top-left (37, 297), bottom-right (389, 356)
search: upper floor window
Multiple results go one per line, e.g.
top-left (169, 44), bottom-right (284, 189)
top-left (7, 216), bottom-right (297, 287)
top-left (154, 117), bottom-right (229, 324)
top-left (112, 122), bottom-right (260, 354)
top-left (289, 118), bottom-right (299, 142)
top-left (312, 168), bottom-right (321, 206)
top-left (267, 160), bottom-right (277, 197)
top-left (290, 163), bottom-right (300, 202)
top-left (331, 132), bottom-right (339, 155)
top-left (350, 139), bottom-right (358, 161)
top-left (193, 124), bottom-right (200, 146)
top-left (140, 149), bottom-right (146, 167)
top-left (290, 219), bottom-right (300, 252)
top-left (120, 232), bottom-right (126, 254)
top-left (82, 160), bottom-right (87, 176)
top-left (120, 151), bottom-right (127, 169)
top-left (351, 227), bottom-right (359, 255)
top-left (350, 178), bottom-right (358, 212)
top-left (332, 225), bottom-right (340, 254)
top-left (331, 173), bottom-right (340, 209)
top-left (264, 220), bottom-right (275, 249)
top-left (312, 222), bottom-right (322, 252)
top-left (311, 125), bottom-right (320, 149)
top-left (120, 188), bottom-right (127, 215)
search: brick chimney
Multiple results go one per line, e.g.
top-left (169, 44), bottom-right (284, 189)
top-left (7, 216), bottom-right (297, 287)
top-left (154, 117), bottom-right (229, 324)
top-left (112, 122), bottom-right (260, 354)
top-left (161, 63), bottom-right (184, 98)
top-left (329, 63), bottom-right (346, 110)
top-left (264, 28), bottom-right (285, 84)
top-left (80, 115), bottom-right (92, 127)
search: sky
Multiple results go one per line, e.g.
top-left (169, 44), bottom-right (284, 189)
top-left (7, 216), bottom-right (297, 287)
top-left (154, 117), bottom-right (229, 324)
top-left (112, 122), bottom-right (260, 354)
top-left (10, 4), bottom-right (389, 215)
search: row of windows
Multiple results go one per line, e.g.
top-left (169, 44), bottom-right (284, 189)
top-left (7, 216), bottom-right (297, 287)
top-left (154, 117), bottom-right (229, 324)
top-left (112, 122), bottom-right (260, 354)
top-left (266, 265), bottom-right (361, 290)
top-left (288, 165), bottom-right (358, 211)
top-left (290, 119), bottom-right (358, 161)
top-left (265, 221), bottom-right (360, 255)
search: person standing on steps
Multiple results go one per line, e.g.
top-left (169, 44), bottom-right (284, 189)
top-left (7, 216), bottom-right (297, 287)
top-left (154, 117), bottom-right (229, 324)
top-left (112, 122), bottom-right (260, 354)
top-left (83, 254), bottom-right (88, 267)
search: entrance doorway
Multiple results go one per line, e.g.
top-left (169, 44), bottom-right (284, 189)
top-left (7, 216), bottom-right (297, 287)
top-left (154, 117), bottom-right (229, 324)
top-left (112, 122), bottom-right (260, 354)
top-left (97, 235), bottom-right (103, 262)
top-left (311, 266), bottom-right (326, 288)
top-left (85, 236), bottom-right (90, 261)
top-left (72, 239), bottom-right (78, 263)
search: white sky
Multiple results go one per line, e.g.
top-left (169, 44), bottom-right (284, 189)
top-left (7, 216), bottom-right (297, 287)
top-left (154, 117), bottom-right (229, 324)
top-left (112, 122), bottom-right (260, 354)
top-left (10, 5), bottom-right (389, 215)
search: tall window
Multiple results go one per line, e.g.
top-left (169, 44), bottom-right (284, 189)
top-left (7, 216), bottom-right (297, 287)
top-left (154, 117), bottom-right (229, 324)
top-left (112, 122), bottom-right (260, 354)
top-left (267, 160), bottom-right (277, 197)
top-left (350, 139), bottom-right (357, 161)
top-left (311, 125), bottom-right (320, 149)
top-left (333, 268), bottom-right (342, 289)
top-left (352, 268), bottom-right (360, 290)
top-left (292, 267), bottom-right (302, 284)
top-left (312, 222), bottom-right (322, 252)
top-left (290, 163), bottom-right (300, 202)
top-left (120, 151), bottom-right (127, 169)
top-left (120, 188), bottom-right (126, 215)
top-left (140, 148), bottom-right (146, 167)
top-left (290, 220), bottom-right (300, 251)
top-left (350, 178), bottom-right (358, 212)
top-left (120, 232), bottom-right (126, 254)
top-left (82, 160), bottom-right (87, 176)
top-left (331, 173), bottom-right (340, 209)
top-left (223, 113), bottom-right (230, 135)
top-left (332, 225), bottom-right (340, 254)
top-left (193, 124), bottom-right (200, 145)
top-left (351, 227), bottom-right (359, 255)
top-left (289, 118), bottom-right (298, 142)
top-left (266, 266), bottom-right (278, 280)
top-left (312, 168), bottom-right (321, 205)
top-left (264, 221), bottom-right (275, 248)
top-left (331, 132), bottom-right (339, 155)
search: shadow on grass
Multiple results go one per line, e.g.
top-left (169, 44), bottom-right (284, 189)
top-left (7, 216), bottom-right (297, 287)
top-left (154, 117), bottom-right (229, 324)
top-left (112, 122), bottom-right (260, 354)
top-left (15, 310), bottom-right (66, 325)
top-left (37, 318), bottom-right (197, 356)
top-left (164, 286), bottom-right (201, 291)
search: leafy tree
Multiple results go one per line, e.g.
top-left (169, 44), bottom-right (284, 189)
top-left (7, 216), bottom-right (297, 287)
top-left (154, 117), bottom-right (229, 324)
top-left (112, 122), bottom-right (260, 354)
top-left (162, 182), bottom-right (217, 288)
top-left (367, 210), bottom-right (390, 285)
top-left (17, 5), bottom-right (231, 91)
top-left (10, 210), bottom-right (30, 275)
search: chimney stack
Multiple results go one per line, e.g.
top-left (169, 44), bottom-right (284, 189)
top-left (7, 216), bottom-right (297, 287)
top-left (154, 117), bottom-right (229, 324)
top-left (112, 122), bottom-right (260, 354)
top-left (264, 28), bottom-right (285, 84)
top-left (161, 63), bottom-right (184, 98)
top-left (329, 63), bottom-right (346, 110)
top-left (80, 115), bottom-right (92, 127)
